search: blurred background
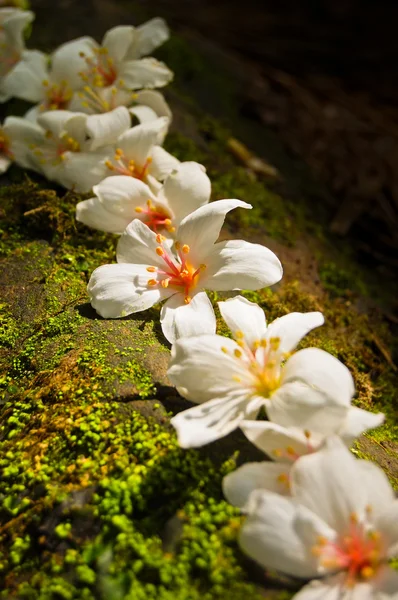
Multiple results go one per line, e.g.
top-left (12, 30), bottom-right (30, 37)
top-left (28, 0), bottom-right (398, 276)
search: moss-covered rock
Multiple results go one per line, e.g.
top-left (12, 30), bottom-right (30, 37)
top-left (0, 19), bottom-right (397, 600)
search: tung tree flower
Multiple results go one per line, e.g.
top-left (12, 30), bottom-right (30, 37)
top-left (0, 115), bottom-right (44, 172)
top-left (223, 402), bottom-right (385, 505)
top-left (28, 107), bottom-right (131, 192)
top-left (76, 161), bottom-right (211, 236)
top-left (1, 37), bottom-right (94, 113)
top-left (168, 295), bottom-right (355, 447)
top-left (103, 116), bottom-right (178, 191)
top-left (239, 437), bottom-right (398, 600)
top-left (88, 200), bottom-right (283, 343)
top-left (0, 7), bottom-right (34, 101)
top-left (77, 20), bottom-right (172, 95)
top-left (71, 82), bottom-right (172, 128)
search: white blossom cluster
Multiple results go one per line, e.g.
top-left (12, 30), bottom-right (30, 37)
top-left (1, 8), bottom-right (397, 599)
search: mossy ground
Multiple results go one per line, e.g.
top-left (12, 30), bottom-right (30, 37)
top-left (0, 20), bottom-right (397, 600)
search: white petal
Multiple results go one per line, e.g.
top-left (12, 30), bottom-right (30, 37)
top-left (37, 110), bottom-right (85, 139)
top-left (205, 239), bottom-right (283, 291)
top-left (2, 49), bottom-right (48, 102)
top-left (159, 291), bottom-right (216, 344)
top-left (267, 348), bottom-right (355, 431)
top-left (102, 26), bottom-right (134, 62)
top-left (161, 161), bottom-right (211, 225)
top-left (86, 106), bottom-right (131, 150)
top-left (4, 116), bottom-right (44, 169)
top-left (167, 334), bottom-right (253, 404)
top-left (240, 420), bottom-right (318, 462)
top-left (170, 393), bottom-right (261, 448)
top-left (0, 154), bottom-right (11, 172)
top-left (61, 149), bottom-right (109, 192)
top-left (290, 437), bottom-right (374, 533)
top-left (131, 17), bottom-right (170, 58)
top-left (75, 197), bottom-right (131, 234)
top-left (116, 218), bottom-right (163, 266)
top-left (376, 566), bottom-right (398, 596)
top-left (338, 406), bottom-right (385, 445)
top-left (0, 9), bottom-right (33, 48)
top-left (88, 263), bottom-right (169, 318)
top-left (292, 575), bottom-right (349, 600)
top-left (149, 145), bottom-right (180, 180)
top-left (282, 348), bottom-right (355, 405)
top-left (119, 57), bottom-right (173, 89)
top-left (218, 295), bottom-right (267, 347)
top-left (374, 499), bottom-right (398, 555)
top-left (51, 37), bottom-right (96, 89)
top-left (118, 117), bottom-right (169, 166)
top-left (239, 490), bottom-right (320, 578)
top-left (223, 462), bottom-right (292, 508)
top-left (135, 90), bottom-right (172, 119)
top-left (130, 104), bottom-right (159, 124)
top-left (176, 199), bottom-right (251, 265)
top-left (94, 175), bottom-right (155, 214)
top-left (265, 311), bottom-right (324, 355)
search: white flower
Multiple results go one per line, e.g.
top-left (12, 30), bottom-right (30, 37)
top-left (1, 37), bottom-right (94, 111)
top-left (0, 115), bottom-right (44, 172)
top-left (71, 83), bottom-right (172, 130)
top-left (223, 401), bottom-right (385, 506)
top-left (29, 107), bottom-right (131, 192)
top-left (76, 161), bottom-right (211, 236)
top-left (0, 7), bottom-right (34, 101)
top-left (168, 295), bottom-right (354, 448)
top-left (88, 200), bottom-right (282, 344)
top-left (77, 20), bottom-right (172, 93)
top-left (103, 117), bottom-right (178, 191)
top-left (239, 437), bottom-right (398, 599)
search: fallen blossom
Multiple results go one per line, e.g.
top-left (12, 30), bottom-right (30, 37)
top-left (88, 200), bottom-right (282, 343)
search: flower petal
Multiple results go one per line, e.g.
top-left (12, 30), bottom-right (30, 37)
top-left (94, 175), bottom-right (155, 214)
top-left (290, 437), bottom-right (377, 533)
top-left (134, 90), bottom-right (172, 119)
top-left (132, 17), bottom-right (170, 58)
top-left (218, 295), bottom-right (267, 347)
top-left (116, 218), bottom-right (163, 266)
top-left (0, 8), bottom-right (34, 48)
top-left (51, 37), bottom-right (96, 89)
top-left (239, 490), bottom-right (320, 578)
top-left (2, 49), bottom-right (48, 102)
top-left (240, 420), bottom-right (319, 462)
top-left (149, 145), bottom-right (180, 180)
top-left (0, 155), bottom-right (11, 173)
top-left (88, 263), bottom-right (169, 318)
top-left (223, 462), bottom-right (292, 508)
top-left (167, 334), bottom-right (252, 404)
top-left (264, 311), bottom-right (324, 355)
top-left (118, 117), bottom-right (170, 166)
top-left (170, 393), bottom-right (262, 448)
top-left (4, 116), bottom-right (45, 170)
top-left (205, 239), bottom-right (283, 291)
top-left (267, 348), bottom-right (355, 432)
top-left (86, 106), bottom-right (131, 150)
top-left (292, 575), bottom-right (350, 600)
top-left (119, 57), bottom-right (173, 89)
top-left (376, 565), bottom-right (398, 595)
top-left (61, 149), bottom-right (109, 192)
top-left (176, 199), bottom-right (251, 265)
top-left (130, 104), bottom-right (159, 125)
top-left (75, 197), bottom-right (130, 234)
top-left (161, 161), bottom-right (211, 226)
top-left (159, 290), bottom-right (216, 344)
top-left (337, 406), bottom-right (385, 445)
top-left (102, 25), bottom-right (134, 62)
